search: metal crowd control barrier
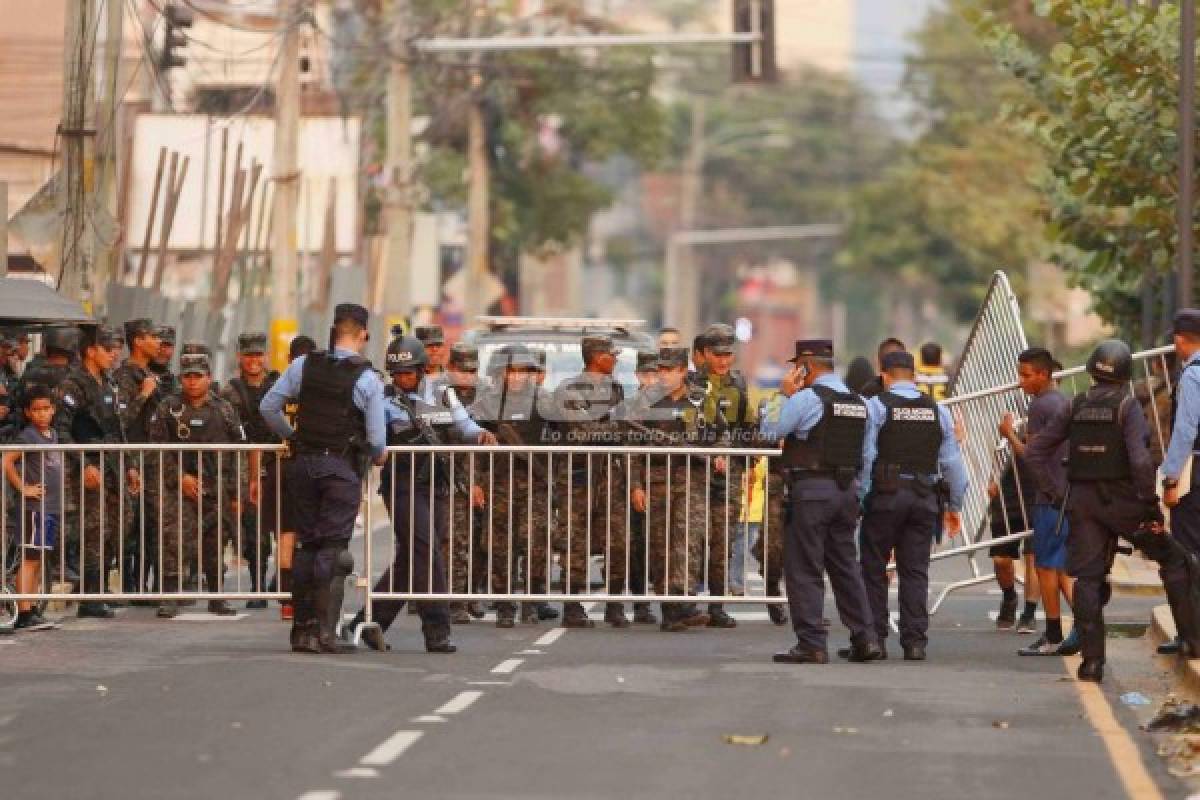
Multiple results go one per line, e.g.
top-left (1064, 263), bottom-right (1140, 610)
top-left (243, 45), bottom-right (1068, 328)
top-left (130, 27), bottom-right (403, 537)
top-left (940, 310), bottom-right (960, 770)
top-left (1, 443), bottom-right (290, 629)
top-left (361, 444), bottom-right (784, 627)
top-left (931, 343), bottom-right (1177, 612)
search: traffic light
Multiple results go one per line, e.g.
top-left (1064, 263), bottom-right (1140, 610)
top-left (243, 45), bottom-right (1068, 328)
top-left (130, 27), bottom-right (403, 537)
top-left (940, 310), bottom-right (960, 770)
top-left (732, 0), bottom-right (777, 84)
top-left (158, 3), bottom-right (194, 71)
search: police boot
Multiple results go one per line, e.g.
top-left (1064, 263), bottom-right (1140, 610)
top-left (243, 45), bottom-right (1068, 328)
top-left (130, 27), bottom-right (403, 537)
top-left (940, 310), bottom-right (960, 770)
top-left (341, 610), bottom-right (390, 652)
top-left (467, 601), bottom-right (487, 619)
top-left (633, 603), bottom-right (658, 625)
top-left (659, 604), bottom-right (689, 633)
top-left (422, 623), bottom-right (458, 654)
top-left (1077, 658), bottom-right (1104, 683)
top-left (537, 602), bottom-right (560, 621)
top-left (604, 603), bottom-right (631, 628)
top-left (767, 603), bottom-right (788, 626)
top-left (449, 602), bottom-right (473, 625)
top-left (519, 603), bottom-right (540, 625)
top-left (311, 584), bottom-right (341, 654)
top-left (707, 604), bottom-right (737, 629)
top-left (677, 604), bottom-right (711, 628)
top-left (495, 602), bottom-right (517, 629)
top-left (562, 602), bottom-right (595, 628)
top-left (291, 620), bottom-right (321, 654)
top-left (207, 600), bottom-right (237, 616)
top-left (837, 636), bottom-right (884, 663)
top-left (78, 569), bottom-right (116, 619)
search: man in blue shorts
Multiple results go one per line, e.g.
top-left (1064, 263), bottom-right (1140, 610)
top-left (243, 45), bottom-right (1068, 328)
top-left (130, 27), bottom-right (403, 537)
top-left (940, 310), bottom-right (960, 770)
top-left (999, 348), bottom-right (1078, 656)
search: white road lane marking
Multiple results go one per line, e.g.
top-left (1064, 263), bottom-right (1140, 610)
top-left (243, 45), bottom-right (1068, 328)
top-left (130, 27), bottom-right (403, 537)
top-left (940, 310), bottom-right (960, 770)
top-left (491, 658), bottom-right (524, 674)
top-left (298, 791), bottom-right (341, 800)
top-left (434, 691), bottom-right (483, 715)
top-left (468, 681), bottom-right (510, 686)
top-left (516, 649), bottom-right (544, 655)
top-left (360, 730), bottom-right (423, 767)
top-left (412, 715), bottom-right (445, 723)
top-left (534, 628), bottom-right (566, 647)
top-left (334, 768), bottom-right (379, 779)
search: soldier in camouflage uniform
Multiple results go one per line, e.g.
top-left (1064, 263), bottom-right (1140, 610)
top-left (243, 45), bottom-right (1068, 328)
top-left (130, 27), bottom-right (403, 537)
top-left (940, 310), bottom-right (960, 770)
top-left (440, 342), bottom-right (488, 623)
top-left (150, 325), bottom-right (178, 399)
top-left (471, 344), bottom-right (557, 627)
top-left (750, 451), bottom-right (789, 626)
top-left (147, 353), bottom-right (246, 618)
top-left (219, 333), bottom-right (282, 609)
top-left (13, 327), bottom-right (78, 420)
top-left (692, 323), bottom-right (756, 629)
top-left (627, 347), bottom-right (713, 632)
top-left (620, 347), bottom-right (664, 626)
top-left (54, 326), bottom-right (139, 619)
top-left (552, 334), bottom-right (631, 628)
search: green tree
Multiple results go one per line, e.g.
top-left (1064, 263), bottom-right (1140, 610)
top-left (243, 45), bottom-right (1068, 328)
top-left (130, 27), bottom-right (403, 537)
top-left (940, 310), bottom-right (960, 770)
top-left (975, 0), bottom-right (1186, 339)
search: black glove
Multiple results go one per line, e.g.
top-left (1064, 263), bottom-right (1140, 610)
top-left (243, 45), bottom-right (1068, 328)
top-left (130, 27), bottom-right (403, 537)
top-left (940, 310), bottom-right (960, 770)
top-left (1141, 498), bottom-right (1165, 527)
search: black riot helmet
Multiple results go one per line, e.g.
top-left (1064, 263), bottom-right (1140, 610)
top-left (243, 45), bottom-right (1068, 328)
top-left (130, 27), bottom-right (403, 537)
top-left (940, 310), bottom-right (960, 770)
top-left (385, 335), bottom-right (428, 373)
top-left (1086, 339), bottom-right (1132, 384)
top-left (43, 327), bottom-right (81, 356)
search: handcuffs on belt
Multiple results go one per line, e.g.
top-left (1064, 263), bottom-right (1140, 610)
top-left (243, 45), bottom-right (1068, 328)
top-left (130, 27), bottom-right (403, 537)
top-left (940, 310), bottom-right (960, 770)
top-left (168, 404), bottom-right (191, 440)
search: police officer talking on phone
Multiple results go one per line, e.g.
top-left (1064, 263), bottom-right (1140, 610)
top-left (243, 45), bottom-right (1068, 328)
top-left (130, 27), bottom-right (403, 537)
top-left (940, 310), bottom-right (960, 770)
top-left (260, 303), bottom-right (387, 654)
top-left (760, 339), bottom-right (882, 665)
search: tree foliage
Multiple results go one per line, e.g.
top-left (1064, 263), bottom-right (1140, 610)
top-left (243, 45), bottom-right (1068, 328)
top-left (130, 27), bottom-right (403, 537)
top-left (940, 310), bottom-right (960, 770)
top-left (975, 0), bottom-right (1186, 337)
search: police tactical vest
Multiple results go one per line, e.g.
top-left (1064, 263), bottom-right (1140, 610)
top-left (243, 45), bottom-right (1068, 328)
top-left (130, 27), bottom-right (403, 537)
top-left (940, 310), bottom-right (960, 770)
top-left (875, 391), bottom-right (942, 475)
top-left (294, 352), bottom-right (370, 454)
top-left (1068, 391), bottom-right (1131, 482)
top-left (782, 385), bottom-right (868, 471)
top-left (63, 368), bottom-right (125, 444)
top-left (480, 387), bottom-right (555, 446)
top-left (229, 373), bottom-right (280, 444)
top-left (115, 361), bottom-right (160, 441)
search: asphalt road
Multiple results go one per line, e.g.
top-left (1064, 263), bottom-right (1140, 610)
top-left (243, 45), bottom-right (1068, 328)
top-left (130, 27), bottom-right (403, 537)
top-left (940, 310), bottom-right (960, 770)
top-left (0, 577), bottom-right (1183, 800)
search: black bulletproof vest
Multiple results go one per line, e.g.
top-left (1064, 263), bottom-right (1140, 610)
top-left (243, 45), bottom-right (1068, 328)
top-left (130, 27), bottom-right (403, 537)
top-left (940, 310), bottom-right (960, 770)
top-left (229, 374), bottom-right (280, 444)
top-left (1068, 390), bottom-right (1131, 482)
top-left (875, 391), bottom-right (941, 475)
top-left (384, 392), bottom-right (456, 489)
top-left (160, 398), bottom-right (233, 479)
top-left (1171, 363), bottom-right (1200, 453)
top-left (782, 384), bottom-right (868, 470)
top-left (294, 352), bottom-right (370, 453)
top-left (481, 387), bottom-right (555, 446)
top-left (68, 368), bottom-right (125, 444)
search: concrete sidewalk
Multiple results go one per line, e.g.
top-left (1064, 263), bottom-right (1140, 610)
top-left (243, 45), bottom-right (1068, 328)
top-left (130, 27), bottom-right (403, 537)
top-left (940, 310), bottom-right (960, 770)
top-left (1111, 553), bottom-right (1165, 596)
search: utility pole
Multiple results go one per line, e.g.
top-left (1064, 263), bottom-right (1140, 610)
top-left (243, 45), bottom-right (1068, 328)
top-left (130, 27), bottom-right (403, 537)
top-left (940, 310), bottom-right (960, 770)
top-left (1181, 0), bottom-right (1197, 311)
top-left (95, 0), bottom-right (125, 310)
top-left (270, 0), bottom-right (302, 370)
top-left (463, 1), bottom-right (489, 326)
top-left (60, 0), bottom-right (96, 306)
top-left (377, 0), bottom-right (414, 322)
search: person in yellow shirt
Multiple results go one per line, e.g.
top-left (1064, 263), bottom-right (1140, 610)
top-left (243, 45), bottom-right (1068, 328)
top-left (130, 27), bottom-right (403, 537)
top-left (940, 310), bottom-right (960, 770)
top-left (916, 342), bottom-right (949, 401)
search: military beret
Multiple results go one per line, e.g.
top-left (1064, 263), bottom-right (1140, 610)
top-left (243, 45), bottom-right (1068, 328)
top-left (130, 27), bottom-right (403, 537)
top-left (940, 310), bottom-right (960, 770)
top-left (237, 332), bottom-right (268, 354)
top-left (123, 318), bottom-right (156, 340)
top-left (1174, 309), bottom-right (1200, 336)
top-left (881, 350), bottom-right (916, 371)
top-left (179, 353), bottom-right (211, 376)
top-left (789, 339), bottom-right (834, 362)
top-left (657, 347), bottom-right (690, 368)
top-left (414, 325), bottom-right (445, 345)
top-left (333, 303), bottom-right (369, 327)
top-left (155, 325), bottom-right (176, 345)
top-left (449, 342), bottom-right (479, 370)
top-left (581, 334), bottom-right (617, 356)
top-left (180, 341), bottom-right (212, 357)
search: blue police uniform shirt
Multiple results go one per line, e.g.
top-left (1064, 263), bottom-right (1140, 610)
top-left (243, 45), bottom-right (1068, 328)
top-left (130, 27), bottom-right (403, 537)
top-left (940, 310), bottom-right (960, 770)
top-left (260, 347), bottom-right (388, 458)
top-left (384, 378), bottom-right (486, 442)
top-left (860, 380), bottom-right (969, 511)
top-left (759, 372), bottom-right (853, 443)
top-left (1163, 350), bottom-right (1200, 482)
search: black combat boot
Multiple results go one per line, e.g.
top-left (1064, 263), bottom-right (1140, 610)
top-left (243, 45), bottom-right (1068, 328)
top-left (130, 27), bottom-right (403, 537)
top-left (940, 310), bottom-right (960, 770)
top-left (495, 602), bottom-right (517, 628)
top-left (707, 604), bottom-right (737, 628)
top-left (633, 603), bottom-right (658, 625)
top-left (767, 604), bottom-right (788, 626)
top-left (78, 569), bottom-right (115, 619)
top-left (677, 604), bottom-right (710, 627)
top-left (537, 602), bottom-right (559, 621)
top-left (562, 602), bottom-right (595, 628)
top-left (604, 603), bottom-right (631, 628)
top-left (659, 604), bottom-right (688, 633)
top-left (208, 599), bottom-right (237, 616)
top-left (1077, 658), bottom-right (1104, 683)
top-left (422, 623), bottom-right (458, 653)
top-left (519, 603), bottom-right (540, 624)
top-left (449, 603), bottom-right (473, 624)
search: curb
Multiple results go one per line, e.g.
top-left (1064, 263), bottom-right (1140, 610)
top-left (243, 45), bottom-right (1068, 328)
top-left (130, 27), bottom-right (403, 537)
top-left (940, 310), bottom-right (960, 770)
top-left (1110, 555), bottom-right (1165, 597)
top-left (1148, 604), bottom-right (1200, 697)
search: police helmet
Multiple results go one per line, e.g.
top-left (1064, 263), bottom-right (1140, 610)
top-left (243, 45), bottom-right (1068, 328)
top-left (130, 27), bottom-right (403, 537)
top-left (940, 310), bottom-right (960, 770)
top-left (1086, 339), bottom-right (1132, 384)
top-left (43, 327), bottom-right (81, 355)
top-left (385, 336), bottom-right (428, 373)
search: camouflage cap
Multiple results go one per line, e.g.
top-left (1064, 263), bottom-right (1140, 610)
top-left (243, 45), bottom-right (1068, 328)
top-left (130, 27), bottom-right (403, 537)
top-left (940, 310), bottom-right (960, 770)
top-left (237, 332), bottom-right (268, 354)
top-left (95, 326), bottom-right (123, 348)
top-left (180, 341), bottom-right (212, 358)
top-left (123, 318), bottom-right (156, 341)
top-left (702, 323), bottom-right (736, 355)
top-left (657, 347), bottom-right (689, 369)
top-left (155, 325), bottom-right (176, 345)
top-left (635, 348), bottom-right (660, 372)
top-left (581, 333), bottom-right (617, 359)
top-left (179, 352), bottom-right (211, 376)
top-left (449, 342), bottom-right (479, 371)
top-left (413, 325), bottom-right (445, 345)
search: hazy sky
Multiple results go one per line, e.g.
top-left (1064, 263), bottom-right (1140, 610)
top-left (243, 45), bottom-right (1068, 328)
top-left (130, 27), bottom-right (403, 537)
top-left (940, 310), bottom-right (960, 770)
top-left (854, 0), bottom-right (941, 129)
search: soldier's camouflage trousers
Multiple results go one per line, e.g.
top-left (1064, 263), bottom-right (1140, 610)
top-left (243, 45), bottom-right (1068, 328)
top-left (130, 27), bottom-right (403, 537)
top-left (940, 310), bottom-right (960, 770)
top-left (485, 474), bottom-right (553, 595)
top-left (156, 491), bottom-right (230, 592)
top-left (702, 475), bottom-right (739, 596)
top-left (559, 455), bottom-right (628, 595)
top-left (751, 472), bottom-right (785, 594)
top-left (441, 490), bottom-right (484, 596)
top-left (644, 469), bottom-right (707, 596)
top-left (63, 479), bottom-right (124, 592)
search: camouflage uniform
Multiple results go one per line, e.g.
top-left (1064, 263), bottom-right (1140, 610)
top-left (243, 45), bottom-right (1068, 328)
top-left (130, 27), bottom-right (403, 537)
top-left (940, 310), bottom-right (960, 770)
top-left (440, 381), bottom-right (484, 607)
top-left (147, 391), bottom-right (246, 595)
top-left (752, 465), bottom-right (786, 599)
top-left (54, 363), bottom-right (130, 603)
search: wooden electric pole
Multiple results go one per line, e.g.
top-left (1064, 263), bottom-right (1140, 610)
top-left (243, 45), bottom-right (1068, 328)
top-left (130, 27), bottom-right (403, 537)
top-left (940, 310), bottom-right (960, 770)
top-left (377, 0), bottom-right (415, 319)
top-left (270, 0), bottom-right (302, 369)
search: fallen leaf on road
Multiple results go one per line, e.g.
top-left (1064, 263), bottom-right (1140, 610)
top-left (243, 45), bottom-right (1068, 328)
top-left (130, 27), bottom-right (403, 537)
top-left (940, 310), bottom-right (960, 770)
top-left (723, 734), bottom-right (769, 746)
top-left (883, 709), bottom-right (895, 718)
top-left (992, 720), bottom-right (1010, 730)
top-left (95, 685), bottom-right (108, 694)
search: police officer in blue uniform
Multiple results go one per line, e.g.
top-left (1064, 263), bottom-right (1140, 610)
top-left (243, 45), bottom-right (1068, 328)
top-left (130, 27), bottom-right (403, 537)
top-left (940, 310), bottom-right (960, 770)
top-left (1162, 310), bottom-right (1200, 656)
top-left (342, 335), bottom-right (496, 654)
top-left (260, 303), bottom-right (387, 654)
top-left (1030, 339), bottom-right (1199, 681)
top-left (858, 350), bottom-right (968, 661)
top-left (760, 339), bottom-right (882, 664)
